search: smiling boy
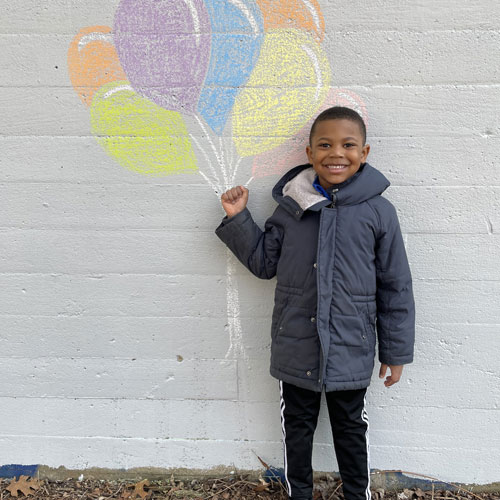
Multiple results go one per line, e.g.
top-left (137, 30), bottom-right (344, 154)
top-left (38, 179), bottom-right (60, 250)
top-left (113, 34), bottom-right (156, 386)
top-left (215, 106), bottom-right (415, 500)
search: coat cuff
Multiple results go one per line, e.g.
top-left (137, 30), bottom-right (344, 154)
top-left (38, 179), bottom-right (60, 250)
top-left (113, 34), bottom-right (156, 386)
top-left (215, 208), bottom-right (251, 232)
top-left (379, 352), bottom-right (414, 366)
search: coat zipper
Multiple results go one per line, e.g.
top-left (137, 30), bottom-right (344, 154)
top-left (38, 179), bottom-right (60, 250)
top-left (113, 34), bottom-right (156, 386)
top-left (317, 188), bottom-right (339, 388)
top-left (329, 188), bottom-right (339, 208)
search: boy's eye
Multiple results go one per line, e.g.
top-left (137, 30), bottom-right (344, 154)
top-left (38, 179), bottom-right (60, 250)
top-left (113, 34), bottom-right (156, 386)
top-left (344, 143), bottom-right (355, 148)
top-left (319, 143), bottom-right (330, 148)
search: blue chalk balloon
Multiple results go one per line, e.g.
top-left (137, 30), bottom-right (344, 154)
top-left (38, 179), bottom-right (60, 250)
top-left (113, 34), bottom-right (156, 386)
top-left (198, 0), bottom-right (264, 135)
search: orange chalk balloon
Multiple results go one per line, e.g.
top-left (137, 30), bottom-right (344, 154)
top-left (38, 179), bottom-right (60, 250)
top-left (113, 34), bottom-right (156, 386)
top-left (256, 0), bottom-right (325, 42)
top-left (68, 26), bottom-right (126, 106)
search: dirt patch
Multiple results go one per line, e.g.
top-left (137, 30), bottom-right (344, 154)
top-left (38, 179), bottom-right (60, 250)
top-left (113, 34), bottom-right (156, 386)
top-left (1, 475), bottom-right (500, 500)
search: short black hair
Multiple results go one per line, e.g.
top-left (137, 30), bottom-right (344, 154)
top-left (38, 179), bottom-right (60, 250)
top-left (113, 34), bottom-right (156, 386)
top-left (309, 106), bottom-right (366, 145)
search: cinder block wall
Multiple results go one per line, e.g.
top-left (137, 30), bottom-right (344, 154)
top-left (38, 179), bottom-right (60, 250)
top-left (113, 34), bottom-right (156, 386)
top-left (1, 0), bottom-right (499, 485)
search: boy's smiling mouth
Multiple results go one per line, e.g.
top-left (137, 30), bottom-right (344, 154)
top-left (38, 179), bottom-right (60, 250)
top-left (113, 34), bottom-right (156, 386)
top-left (323, 164), bottom-right (349, 170)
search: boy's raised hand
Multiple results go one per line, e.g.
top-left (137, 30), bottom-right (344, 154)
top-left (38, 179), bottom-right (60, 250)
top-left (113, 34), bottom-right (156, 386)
top-left (379, 363), bottom-right (404, 387)
top-left (221, 186), bottom-right (249, 218)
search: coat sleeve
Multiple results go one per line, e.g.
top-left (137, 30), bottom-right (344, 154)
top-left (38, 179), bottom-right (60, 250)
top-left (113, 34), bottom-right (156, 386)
top-left (215, 207), bottom-right (284, 279)
top-left (374, 201), bottom-right (415, 365)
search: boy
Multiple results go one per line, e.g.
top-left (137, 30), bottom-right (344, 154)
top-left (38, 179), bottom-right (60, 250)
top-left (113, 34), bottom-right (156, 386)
top-left (215, 107), bottom-right (415, 500)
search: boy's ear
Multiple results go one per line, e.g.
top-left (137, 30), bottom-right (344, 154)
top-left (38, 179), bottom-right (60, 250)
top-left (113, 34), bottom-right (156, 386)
top-left (361, 143), bottom-right (370, 162)
top-left (306, 145), bottom-right (313, 163)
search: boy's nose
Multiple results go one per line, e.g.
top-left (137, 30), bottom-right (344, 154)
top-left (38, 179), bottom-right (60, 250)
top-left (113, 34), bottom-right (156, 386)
top-left (329, 147), bottom-right (344, 157)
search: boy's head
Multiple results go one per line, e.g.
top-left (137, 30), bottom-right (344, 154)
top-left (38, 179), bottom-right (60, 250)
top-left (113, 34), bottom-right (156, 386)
top-left (306, 106), bottom-right (370, 189)
top-left (309, 106), bottom-right (367, 146)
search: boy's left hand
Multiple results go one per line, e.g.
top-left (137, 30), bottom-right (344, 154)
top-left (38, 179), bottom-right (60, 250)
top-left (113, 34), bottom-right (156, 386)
top-left (379, 364), bottom-right (403, 387)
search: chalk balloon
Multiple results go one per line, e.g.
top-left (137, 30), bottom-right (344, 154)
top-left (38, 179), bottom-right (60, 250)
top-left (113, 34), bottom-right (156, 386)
top-left (197, 0), bottom-right (264, 135)
top-left (113, 0), bottom-right (212, 114)
top-left (91, 81), bottom-right (197, 176)
top-left (256, 0), bottom-right (325, 42)
top-left (68, 26), bottom-right (126, 106)
top-left (232, 29), bottom-right (331, 156)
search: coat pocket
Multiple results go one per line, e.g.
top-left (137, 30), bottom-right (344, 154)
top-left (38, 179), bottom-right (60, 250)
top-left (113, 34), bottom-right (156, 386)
top-left (272, 306), bottom-right (320, 376)
top-left (271, 284), bottom-right (304, 338)
top-left (362, 313), bottom-right (376, 351)
top-left (330, 314), bottom-right (370, 351)
top-left (271, 288), bottom-right (288, 338)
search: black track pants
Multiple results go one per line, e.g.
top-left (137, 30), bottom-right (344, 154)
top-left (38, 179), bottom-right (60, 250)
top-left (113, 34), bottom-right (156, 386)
top-left (279, 381), bottom-right (371, 500)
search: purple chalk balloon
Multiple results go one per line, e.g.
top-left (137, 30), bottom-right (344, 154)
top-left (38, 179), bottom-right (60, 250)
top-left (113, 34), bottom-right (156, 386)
top-left (114, 0), bottom-right (211, 113)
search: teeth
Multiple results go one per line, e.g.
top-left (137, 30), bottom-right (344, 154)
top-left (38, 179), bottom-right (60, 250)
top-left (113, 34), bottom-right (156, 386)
top-left (326, 165), bottom-right (347, 169)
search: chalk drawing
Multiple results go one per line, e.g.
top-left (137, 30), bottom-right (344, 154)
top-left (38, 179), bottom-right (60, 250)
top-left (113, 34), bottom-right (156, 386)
top-left (251, 88), bottom-right (368, 178)
top-left (67, 0), bottom-right (366, 362)
top-left (113, 0), bottom-right (212, 114)
top-left (225, 247), bottom-right (246, 360)
top-left (68, 26), bottom-right (126, 105)
top-left (256, 0), bottom-right (324, 41)
top-left (231, 29), bottom-right (331, 157)
top-left (90, 81), bottom-right (197, 176)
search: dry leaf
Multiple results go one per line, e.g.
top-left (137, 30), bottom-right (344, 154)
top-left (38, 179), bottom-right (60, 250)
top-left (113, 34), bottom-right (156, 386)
top-left (6, 476), bottom-right (42, 497)
top-left (120, 479), bottom-right (151, 499)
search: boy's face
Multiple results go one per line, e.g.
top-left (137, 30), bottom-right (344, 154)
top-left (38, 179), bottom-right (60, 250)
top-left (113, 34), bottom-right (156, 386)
top-left (306, 119), bottom-right (370, 189)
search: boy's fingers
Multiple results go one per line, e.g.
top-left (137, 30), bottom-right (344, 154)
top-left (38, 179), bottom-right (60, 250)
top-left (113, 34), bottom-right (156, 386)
top-left (227, 188), bottom-right (236, 202)
top-left (222, 186), bottom-right (248, 204)
top-left (382, 365), bottom-right (403, 387)
top-left (223, 188), bottom-right (237, 203)
top-left (379, 363), bottom-right (388, 378)
top-left (384, 375), bottom-right (399, 387)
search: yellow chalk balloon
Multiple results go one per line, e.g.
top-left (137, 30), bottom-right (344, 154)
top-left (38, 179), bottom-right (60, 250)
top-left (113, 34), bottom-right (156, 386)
top-left (232, 29), bottom-right (331, 157)
top-left (91, 81), bottom-right (197, 176)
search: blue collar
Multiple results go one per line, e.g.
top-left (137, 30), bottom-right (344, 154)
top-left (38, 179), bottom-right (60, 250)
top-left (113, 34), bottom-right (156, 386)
top-left (312, 164), bottom-right (367, 201)
top-left (312, 176), bottom-right (332, 200)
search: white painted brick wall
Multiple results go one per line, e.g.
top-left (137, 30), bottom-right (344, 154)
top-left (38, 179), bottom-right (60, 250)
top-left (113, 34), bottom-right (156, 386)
top-left (0, 0), bottom-right (499, 486)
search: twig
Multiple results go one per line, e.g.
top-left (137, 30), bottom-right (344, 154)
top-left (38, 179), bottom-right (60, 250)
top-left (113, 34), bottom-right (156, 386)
top-left (202, 480), bottom-right (246, 500)
top-left (103, 482), bottom-right (124, 499)
top-left (255, 454), bottom-right (269, 469)
top-left (327, 480), bottom-right (343, 500)
top-left (372, 470), bottom-right (484, 500)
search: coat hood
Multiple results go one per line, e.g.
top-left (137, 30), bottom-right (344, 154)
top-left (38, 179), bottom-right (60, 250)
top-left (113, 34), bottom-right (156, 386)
top-left (272, 163), bottom-right (390, 219)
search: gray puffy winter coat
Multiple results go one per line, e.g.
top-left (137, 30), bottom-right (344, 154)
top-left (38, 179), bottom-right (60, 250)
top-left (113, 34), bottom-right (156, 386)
top-left (215, 163), bottom-right (415, 392)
